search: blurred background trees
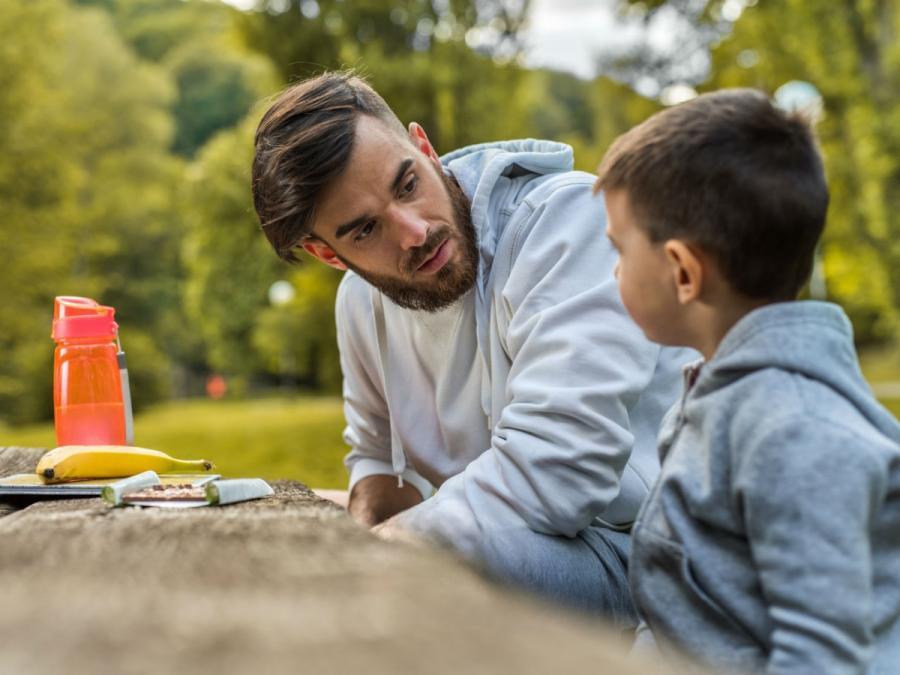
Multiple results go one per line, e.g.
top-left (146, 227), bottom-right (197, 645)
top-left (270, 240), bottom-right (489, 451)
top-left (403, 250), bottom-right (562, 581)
top-left (617, 0), bottom-right (900, 342)
top-left (1, 0), bottom-right (898, 431)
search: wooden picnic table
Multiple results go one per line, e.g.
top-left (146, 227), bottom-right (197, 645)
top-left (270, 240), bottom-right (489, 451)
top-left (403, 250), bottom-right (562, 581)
top-left (0, 446), bottom-right (689, 675)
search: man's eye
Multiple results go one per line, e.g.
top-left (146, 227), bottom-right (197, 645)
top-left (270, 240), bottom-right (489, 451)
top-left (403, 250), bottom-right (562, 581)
top-left (355, 220), bottom-right (377, 242)
top-left (401, 174), bottom-right (417, 196)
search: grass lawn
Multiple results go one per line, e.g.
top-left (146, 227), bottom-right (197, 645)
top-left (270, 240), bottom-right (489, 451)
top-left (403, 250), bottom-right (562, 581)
top-left (859, 345), bottom-right (900, 383)
top-left (2, 347), bottom-right (898, 488)
top-left (859, 346), bottom-right (900, 419)
top-left (0, 396), bottom-right (349, 489)
top-left (882, 398), bottom-right (900, 419)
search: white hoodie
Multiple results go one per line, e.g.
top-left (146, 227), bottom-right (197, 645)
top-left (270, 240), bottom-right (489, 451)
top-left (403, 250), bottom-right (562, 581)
top-left (336, 140), bottom-right (691, 558)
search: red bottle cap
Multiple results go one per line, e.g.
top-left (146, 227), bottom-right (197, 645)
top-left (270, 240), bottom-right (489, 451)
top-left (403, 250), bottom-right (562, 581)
top-left (51, 296), bottom-right (119, 341)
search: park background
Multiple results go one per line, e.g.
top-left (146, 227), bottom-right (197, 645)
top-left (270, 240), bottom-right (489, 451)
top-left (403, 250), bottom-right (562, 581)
top-left (1, 0), bottom-right (899, 487)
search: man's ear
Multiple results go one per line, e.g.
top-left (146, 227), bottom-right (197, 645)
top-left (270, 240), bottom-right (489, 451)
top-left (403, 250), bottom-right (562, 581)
top-left (663, 240), bottom-right (703, 304)
top-left (302, 239), bottom-right (347, 271)
top-left (408, 122), bottom-right (441, 166)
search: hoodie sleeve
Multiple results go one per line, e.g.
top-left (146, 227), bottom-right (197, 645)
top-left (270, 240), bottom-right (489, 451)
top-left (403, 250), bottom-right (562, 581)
top-left (388, 178), bottom-right (661, 553)
top-left (336, 274), bottom-right (433, 500)
top-left (735, 415), bottom-right (886, 675)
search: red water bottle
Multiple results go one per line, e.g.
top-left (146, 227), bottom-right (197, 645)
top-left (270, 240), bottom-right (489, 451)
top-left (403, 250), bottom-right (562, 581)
top-left (52, 296), bottom-right (133, 446)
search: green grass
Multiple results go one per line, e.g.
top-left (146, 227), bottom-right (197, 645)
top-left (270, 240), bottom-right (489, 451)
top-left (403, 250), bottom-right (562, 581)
top-left (859, 346), bottom-right (900, 383)
top-left (881, 398), bottom-right (900, 419)
top-left (2, 351), bottom-right (898, 488)
top-left (859, 346), bottom-right (900, 420)
top-left (0, 396), bottom-right (349, 488)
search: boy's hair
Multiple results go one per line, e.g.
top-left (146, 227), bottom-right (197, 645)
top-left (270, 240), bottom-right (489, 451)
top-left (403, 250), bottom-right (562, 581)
top-left (595, 88), bottom-right (829, 300)
top-left (252, 71), bottom-right (407, 263)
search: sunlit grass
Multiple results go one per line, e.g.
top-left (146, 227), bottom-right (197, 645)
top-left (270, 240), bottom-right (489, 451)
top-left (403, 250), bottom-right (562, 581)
top-left (882, 399), bottom-right (900, 419)
top-left (0, 396), bottom-right (349, 488)
top-left (2, 346), bottom-right (898, 487)
top-left (859, 345), bottom-right (900, 383)
top-left (859, 347), bottom-right (900, 420)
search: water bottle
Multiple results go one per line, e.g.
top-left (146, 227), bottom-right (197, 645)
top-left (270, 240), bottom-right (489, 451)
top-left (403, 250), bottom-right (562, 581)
top-left (52, 296), bottom-right (134, 446)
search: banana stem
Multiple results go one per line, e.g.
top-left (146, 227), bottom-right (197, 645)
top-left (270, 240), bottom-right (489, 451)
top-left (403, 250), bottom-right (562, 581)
top-left (170, 459), bottom-right (214, 472)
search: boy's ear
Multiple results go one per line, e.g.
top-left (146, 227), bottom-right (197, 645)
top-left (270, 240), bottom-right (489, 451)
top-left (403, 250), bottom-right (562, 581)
top-left (408, 122), bottom-right (441, 166)
top-left (663, 240), bottom-right (703, 304)
top-left (301, 239), bottom-right (347, 271)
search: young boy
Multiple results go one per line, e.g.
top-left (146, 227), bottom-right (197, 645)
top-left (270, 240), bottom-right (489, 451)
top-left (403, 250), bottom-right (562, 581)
top-left (595, 88), bottom-right (900, 674)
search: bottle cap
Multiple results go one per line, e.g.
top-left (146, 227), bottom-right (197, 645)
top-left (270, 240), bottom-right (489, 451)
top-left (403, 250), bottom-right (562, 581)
top-left (51, 296), bottom-right (118, 340)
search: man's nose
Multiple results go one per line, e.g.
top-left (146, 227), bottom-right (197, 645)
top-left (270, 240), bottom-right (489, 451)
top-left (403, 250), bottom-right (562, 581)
top-left (388, 204), bottom-right (429, 250)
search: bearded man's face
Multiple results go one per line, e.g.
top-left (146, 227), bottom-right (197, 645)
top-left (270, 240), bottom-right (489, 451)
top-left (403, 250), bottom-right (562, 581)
top-left (302, 115), bottom-right (478, 312)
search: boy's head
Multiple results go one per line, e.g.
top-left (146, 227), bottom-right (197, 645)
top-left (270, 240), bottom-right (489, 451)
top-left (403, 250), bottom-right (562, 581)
top-left (595, 88), bottom-right (829, 348)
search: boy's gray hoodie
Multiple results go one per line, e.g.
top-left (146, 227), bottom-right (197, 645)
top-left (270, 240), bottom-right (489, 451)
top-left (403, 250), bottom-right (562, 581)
top-left (630, 301), bottom-right (900, 675)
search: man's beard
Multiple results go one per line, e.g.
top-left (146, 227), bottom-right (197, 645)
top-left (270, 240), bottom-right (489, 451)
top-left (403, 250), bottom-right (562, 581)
top-left (338, 171), bottom-right (479, 312)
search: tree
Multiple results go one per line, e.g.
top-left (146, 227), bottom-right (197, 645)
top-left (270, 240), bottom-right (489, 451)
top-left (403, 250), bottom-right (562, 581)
top-left (0, 0), bottom-right (184, 423)
top-left (182, 114), bottom-right (283, 388)
top-left (252, 264), bottom-right (344, 392)
top-left (615, 0), bottom-right (900, 343)
top-left (74, 0), bottom-right (234, 62)
top-left (706, 0), bottom-right (900, 342)
top-left (236, 0), bottom-right (532, 84)
top-left (165, 39), bottom-right (278, 156)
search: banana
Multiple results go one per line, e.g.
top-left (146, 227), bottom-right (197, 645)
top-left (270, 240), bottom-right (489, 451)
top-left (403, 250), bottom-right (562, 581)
top-left (36, 445), bottom-right (214, 483)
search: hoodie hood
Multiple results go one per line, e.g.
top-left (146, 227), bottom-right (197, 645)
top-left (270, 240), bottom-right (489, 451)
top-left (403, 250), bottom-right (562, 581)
top-left (441, 139), bottom-right (574, 276)
top-left (698, 301), bottom-right (900, 443)
top-left (372, 141), bottom-right (575, 484)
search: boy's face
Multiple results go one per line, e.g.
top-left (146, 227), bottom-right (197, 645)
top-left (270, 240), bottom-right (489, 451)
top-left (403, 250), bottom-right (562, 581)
top-left (603, 189), bottom-right (684, 345)
top-left (302, 115), bottom-right (478, 312)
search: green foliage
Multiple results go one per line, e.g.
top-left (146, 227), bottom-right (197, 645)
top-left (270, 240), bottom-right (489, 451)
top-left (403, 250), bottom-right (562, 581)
top-left (236, 0), bottom-right (531, 84)
top-left (77, 0), bottom-right (277, 157)
top-left (0, 0), bottom-right (179, 423)
top-left (182, 113), bottom-right (282, 379)
top-left (704, 0), bottom-right (900, 343)
top-left (252, 264), bottom-right (345, 392)
top-left (75, 0), bottom-right (236, 62)
top-left (363, 43), bottom-right (533, 152)
top-left (0, 0), bottom-right (670, 428)
top-left (10, 0), bottom-right (893, 441)
top-left (618, 0), bottom-right (900, 344)
top-left (166, 41), bottom-right (278, 156)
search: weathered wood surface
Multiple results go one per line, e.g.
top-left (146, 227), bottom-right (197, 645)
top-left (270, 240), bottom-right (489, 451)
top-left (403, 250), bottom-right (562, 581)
top-left (0, 447), bottom-right (692, 675)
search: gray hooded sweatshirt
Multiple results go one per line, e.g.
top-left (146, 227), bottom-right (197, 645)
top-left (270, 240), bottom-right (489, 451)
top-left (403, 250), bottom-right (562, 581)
top-left (337, 140), bottom-right (691, 558)
top-left (630, 301), bottom-right (900, 674)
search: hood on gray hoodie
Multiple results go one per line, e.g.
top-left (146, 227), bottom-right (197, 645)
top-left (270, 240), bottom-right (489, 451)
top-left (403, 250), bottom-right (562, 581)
top-left (696, 301), bottom-right (900, 445)
top-left (631, 300), bottom-right (900, 674)
top-left (442, 139), bottom-right (575, 293)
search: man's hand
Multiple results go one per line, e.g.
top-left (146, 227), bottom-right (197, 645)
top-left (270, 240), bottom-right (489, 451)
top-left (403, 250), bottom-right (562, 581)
top-left (347, 474), bottom-right (423, 527)
top-left (371, 516), bottom-right (428, 548)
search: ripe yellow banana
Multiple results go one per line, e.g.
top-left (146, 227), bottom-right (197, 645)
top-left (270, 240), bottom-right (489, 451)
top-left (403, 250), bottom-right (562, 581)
top-left (36, 445), bottom-right (214, 483)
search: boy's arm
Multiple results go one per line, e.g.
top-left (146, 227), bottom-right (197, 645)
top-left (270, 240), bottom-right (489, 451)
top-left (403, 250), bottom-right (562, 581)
top-left (736, 418), bottom-right (887, 675)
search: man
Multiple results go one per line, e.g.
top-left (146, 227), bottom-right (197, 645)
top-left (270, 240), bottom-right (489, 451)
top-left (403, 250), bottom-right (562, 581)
top-left (252, 72), bottom-right (689, 621)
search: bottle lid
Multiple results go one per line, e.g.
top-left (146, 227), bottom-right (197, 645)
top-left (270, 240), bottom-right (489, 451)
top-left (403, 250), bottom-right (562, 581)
top-left (52, 296), bottom-right (118, 341)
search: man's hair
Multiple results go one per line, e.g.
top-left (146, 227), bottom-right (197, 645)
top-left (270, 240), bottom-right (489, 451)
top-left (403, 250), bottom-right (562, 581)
top-left (252, 71), bottom-right (406, 263)
top-left (595, 88), bottom-right (829, 300)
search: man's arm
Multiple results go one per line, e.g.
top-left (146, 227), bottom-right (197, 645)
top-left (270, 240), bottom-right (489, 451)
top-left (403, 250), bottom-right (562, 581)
top-left (385, 176), bottom-right (667, 556)
top-left (348, 474), bottom-right (423, 527)
top-left (336, 273), bottom-right (433, 527)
